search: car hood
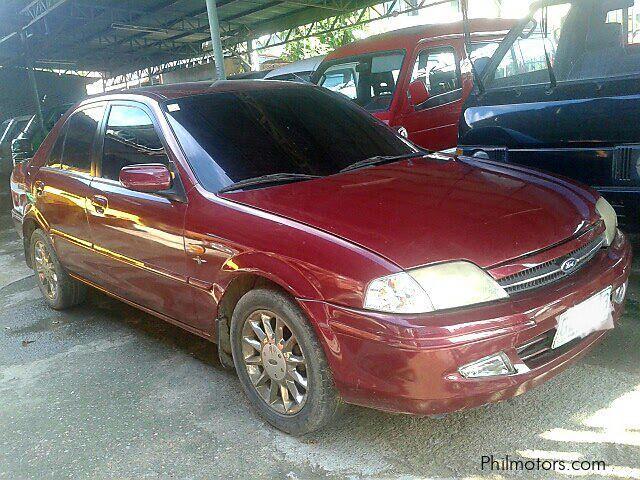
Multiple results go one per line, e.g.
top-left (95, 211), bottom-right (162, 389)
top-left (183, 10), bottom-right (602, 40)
top-left (221, 155), bottom-right (600, 270)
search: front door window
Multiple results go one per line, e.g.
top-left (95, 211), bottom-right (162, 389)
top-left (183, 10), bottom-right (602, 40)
top-left (101, 105), bottom-right (170, 182)
top-left (409, 46), bottom-right (460, 105)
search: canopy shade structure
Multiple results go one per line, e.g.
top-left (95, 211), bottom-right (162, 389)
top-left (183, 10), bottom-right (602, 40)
top-left (0, 0), bottom-right (388, 76)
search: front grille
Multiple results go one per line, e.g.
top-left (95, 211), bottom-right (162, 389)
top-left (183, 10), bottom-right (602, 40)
top-left (516, 331), bottom-right (554, 368)
top-left (498, 235), bottom-right (605, 295)
top-left (516, 329), bottom-right (591, 369)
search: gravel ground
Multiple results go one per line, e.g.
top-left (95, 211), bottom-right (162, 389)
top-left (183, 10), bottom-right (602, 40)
top-left (0, 191), bottom-right (638, 480)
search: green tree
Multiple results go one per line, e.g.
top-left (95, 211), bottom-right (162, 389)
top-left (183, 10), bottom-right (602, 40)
top-left (283, 14), bottom-right (365, 62)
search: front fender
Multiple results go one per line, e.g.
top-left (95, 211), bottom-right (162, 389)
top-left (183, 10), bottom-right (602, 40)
top-left (220, 251), bottom-right (322, 301)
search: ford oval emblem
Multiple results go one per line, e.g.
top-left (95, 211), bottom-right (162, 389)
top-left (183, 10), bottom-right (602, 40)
top-left (561, 258), bottom-right (579, 273)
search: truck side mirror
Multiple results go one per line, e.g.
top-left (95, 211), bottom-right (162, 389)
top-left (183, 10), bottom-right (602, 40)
top-left (407, 79), bottom-right (430, 107)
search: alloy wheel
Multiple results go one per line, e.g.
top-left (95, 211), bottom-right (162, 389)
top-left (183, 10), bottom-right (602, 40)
top-left (241, 310), bottom-right (308, 415)
top-left (33, 240), bottom-right (58, 300)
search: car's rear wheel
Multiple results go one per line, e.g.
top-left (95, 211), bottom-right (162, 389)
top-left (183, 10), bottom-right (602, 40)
top-left (230, 288), bottom-right (342, 435)
top-left (30, 229), bottom-right (86, 310)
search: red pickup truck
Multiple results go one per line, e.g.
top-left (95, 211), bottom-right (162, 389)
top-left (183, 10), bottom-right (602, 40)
top-left (312, 19), bottom-right (514, 151)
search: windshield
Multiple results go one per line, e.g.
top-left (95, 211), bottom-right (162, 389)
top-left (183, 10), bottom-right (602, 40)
top-left (486, 1), bottom-right (640, 88)
top-left (164, 86), bottom-right (415, 193)
top-left (315, 51), bottom-right (405, 112)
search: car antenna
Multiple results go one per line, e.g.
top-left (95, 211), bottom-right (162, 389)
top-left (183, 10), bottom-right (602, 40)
top-left (461, 0), bottom-right (485, 95)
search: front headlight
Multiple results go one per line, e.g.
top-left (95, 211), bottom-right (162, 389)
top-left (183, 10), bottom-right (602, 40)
top-left (364, 261), bottom-right (509, 314)
top-left (595, 197), bottom-right (618, 246)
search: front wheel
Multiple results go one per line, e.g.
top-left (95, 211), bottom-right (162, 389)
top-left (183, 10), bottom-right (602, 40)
top-left (30, 229), bottom-right (86, 310)
top-left (230, 288), bottom-right (342, 435)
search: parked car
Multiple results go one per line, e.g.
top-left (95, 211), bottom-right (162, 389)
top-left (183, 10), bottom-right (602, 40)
top-left (14, 81), bottom-right (630, 435)
top-left (312, 19), bottom-right (514, 150)
top-left (11, 103), bottom-right (73, 166)
top-left (263, 55), bottom-right (325, 82)
top-left (458, 0), bottom-right (640, 231)
top-left (0, 115), bottom-right (31, 176)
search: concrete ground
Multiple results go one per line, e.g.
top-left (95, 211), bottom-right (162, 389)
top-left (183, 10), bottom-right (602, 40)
top-left (0, 190), bottom-right (638, 480)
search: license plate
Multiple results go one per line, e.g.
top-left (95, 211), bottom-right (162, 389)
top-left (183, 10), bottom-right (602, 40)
top-left (552, 287), bottom-right (613, 349)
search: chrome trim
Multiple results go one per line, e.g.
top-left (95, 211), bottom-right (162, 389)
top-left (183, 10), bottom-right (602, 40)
top-left (498, 235), bottom-right (605, 294)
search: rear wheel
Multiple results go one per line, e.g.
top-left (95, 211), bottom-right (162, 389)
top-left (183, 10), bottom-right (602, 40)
top-left (30, 229), bottom-right (86, 310)
top-left (230, 288), bottom-right (342, 435)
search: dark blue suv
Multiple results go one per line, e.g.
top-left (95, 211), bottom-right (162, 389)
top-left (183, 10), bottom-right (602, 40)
top-left (459, 0), bottom-right (640, 230)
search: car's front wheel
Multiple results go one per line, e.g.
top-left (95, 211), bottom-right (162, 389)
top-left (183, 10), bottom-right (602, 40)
top-left (30, 229), bottom-right (86, 310)
top-left (230, 288), bottom-right (342, 435)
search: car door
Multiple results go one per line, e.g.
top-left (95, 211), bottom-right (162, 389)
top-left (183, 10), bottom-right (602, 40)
top-left (35, 103), bottom-right (106, 279)
top-left (85, 101), bottom-right (198, 327)
top-left (396, 44), bottom-right (462, 151)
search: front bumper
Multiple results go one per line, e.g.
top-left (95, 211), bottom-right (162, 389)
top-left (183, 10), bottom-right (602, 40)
top-left (300, 233), bottom-right (632, 415)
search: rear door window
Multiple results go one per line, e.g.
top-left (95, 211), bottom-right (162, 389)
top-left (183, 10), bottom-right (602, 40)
top-left (60, 106), bottom-right (105, 174)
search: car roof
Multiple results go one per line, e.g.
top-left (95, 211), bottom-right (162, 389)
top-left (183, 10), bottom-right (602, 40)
top-left (263, 55), bottom-right (326, 79)
top-left (84, 79), bottom-right (317, 104)
top-left (323, 18), bottom-right (515, 62)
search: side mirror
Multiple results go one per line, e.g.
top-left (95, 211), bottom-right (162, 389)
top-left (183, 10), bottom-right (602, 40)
top-left (407, 79), bottom-right (430, 107)
top-left (11, 137), bottom-right (34, 166)
top-left (119, 164), bottom-right (172, 193)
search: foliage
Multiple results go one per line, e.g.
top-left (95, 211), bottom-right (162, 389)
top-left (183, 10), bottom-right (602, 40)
top-left (283, 14), bottom-right (365, 62)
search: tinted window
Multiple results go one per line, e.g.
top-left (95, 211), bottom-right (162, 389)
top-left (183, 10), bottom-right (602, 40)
top-left (410, 47), bottom-right (460, 98)
top-left (165, 87), bottom-right (415, 193)
top-left (317, 52), bottom-right (405, 112)
top-left (101, 105), bottom-right (169, 182)
top-left (61, 106), bottom-right (105, 174)
top-left (47, 127), bottom-right (66, 168)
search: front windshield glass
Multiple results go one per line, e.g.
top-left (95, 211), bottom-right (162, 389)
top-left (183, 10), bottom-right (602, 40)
top-left (164, 86), bottom-right (415, 193)
top-left (316, 51), bottom-right (405, 112)
top-left (487, 1), bottom-right (640, 88)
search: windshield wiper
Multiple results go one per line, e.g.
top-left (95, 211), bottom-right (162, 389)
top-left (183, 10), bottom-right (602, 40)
top-left (340, 151), bottom-right (427, 173)
top-left (218, 173), bottom-right (321, 193)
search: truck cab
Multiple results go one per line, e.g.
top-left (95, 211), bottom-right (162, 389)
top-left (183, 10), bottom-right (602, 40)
top-left (459, 0), bottom-right (640, 231)
top-left (312, 19), bottom-right (514, 151)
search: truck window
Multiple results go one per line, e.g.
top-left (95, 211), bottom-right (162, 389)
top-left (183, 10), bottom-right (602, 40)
top-left (317, 52), bottom-right (405, 112)
top-left (410, 47), bottom-right (460, 100)
top-left (487, 1), bottom-right (640, 88)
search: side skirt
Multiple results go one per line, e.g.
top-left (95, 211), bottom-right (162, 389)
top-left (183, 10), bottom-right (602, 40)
top-left (67, 272), bottom-right (214, 343)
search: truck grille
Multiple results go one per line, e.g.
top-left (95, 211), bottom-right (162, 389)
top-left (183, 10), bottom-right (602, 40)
top-left (498, 235), bottom-right (605, 295)
top-left (612, 146), bottom-right (640, 182)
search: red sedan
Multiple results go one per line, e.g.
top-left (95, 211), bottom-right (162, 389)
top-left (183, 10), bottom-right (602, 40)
top-left (13, 81), bottom-right (631, 435)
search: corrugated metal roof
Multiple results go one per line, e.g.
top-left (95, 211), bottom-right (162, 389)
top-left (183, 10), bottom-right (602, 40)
top-left (0, 0), bottom-right (380, 75)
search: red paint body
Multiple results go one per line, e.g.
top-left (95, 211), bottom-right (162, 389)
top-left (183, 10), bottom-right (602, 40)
top-left (119, 163), bottom-right (172, 192)
top-left (315, 19), bottom-right (515, 150)
top-left (12, 81), bottom-right (632, 416)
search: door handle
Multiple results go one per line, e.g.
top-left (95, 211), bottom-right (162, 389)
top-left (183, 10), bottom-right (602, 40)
top-left (91, 195), bottom-right (108, 214)
top-left (34, 181), bottom-right (45, 196)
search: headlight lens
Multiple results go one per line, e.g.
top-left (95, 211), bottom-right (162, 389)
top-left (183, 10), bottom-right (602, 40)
top-left (364, 272), bottom-right (434, 314)
top-left (595, 197), bottom-right (618, 246)
top-left (364, 261), bottom-right (508, 314)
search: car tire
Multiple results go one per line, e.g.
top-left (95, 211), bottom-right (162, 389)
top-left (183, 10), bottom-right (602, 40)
top-left (230, 288), bottom-right (343, 435)
top-left (30, 229), bottom-right (87, 310)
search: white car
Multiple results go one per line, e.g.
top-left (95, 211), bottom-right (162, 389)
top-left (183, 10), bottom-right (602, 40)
top-left (263, 55), bottom-right (325, 83)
